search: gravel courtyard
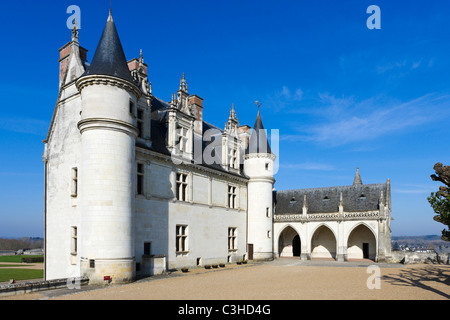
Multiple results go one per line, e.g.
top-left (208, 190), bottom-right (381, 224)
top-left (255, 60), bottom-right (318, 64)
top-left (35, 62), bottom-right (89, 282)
top-left (1, 259), bottom-right (449, 300)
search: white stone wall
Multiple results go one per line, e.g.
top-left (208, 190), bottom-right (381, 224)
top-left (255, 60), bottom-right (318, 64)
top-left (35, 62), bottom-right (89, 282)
top-left (44, 83), bottom-right (83, 280)
top-left (135, 151), bottom-right (248, 271)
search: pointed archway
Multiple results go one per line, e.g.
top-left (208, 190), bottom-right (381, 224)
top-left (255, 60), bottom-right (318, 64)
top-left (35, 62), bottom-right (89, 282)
top-left (311, 225), bottom-right (337, 260)
top-left (347, 224), bottom-right (377, 261)
top-left (278, 226), bottom-right (301, 257)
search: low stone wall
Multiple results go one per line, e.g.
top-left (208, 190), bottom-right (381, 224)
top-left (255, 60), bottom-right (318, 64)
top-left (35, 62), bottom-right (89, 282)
top-left (141, 255), bottom-right (166, 276)
top-left (389, 251), bottom-right (450, 264)
top-left (0, 277), bottom-right (89, 297)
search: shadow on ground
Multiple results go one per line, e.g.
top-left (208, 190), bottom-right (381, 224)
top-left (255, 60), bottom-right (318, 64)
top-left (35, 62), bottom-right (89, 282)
top-left (382, 265), bottom-right (450, 299)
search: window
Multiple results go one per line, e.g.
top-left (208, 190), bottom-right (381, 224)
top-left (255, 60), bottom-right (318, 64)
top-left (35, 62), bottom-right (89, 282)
top-left (229, 148), bottom-right (238, 169)
top-left (137, 163), bottom-right (144, 195)
top-left (176, 225), bottom-right (188, 254)
top-left (228, 185), bottom-right (237, 209)
top-left (176, 173), bottom-right (188, 201)
top-left (144, 242), bottom-right (151, 256)
top-left (89, 259), bottom-right (95, 269)
top-left (267, 230), bottom-right (272, 239)
top-left (266, 207), bottom-right (271, 218)
top-left (71, 227), bottom-right (77, 255)
top-left (228, 228), bottom-right (237, 252)
top-left (129, 101), bottom-right (135, 115)
top-left (177, 126), bottom-right (188, 153)
top-left (71, 168), bottom-right (78, 197)
top-left (137, 109), bottom-right (144, 138)
top-left (265, 163), bottom-right (269, 171)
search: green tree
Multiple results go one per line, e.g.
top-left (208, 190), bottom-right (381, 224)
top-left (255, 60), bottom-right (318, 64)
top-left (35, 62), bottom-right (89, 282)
top-left (428, 163), bottom-right (450, 241)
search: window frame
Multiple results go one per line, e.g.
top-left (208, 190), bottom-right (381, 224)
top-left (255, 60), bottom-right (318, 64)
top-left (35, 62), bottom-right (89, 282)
top-left (228, 185), bottom-right (237, 209)
top-left (228, 227), bottom-right (237, 252)
top-left (176, 173), bottom-right (189, 202)
top-left (176, 225), bottom-right (189, 254)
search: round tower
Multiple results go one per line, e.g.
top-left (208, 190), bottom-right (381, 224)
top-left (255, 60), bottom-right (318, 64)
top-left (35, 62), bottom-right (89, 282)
top-left (76, 12), bottom-right (141, 284)
top-left (244, 110), bottom-right (276, 260)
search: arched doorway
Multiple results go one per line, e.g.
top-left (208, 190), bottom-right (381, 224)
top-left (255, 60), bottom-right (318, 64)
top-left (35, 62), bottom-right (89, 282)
top-left (347, 224), bottom-right (376, 261)
top-left (311, 225), bottom-right (336, 260)
top-left (278, 226), bottom-right (301, 257)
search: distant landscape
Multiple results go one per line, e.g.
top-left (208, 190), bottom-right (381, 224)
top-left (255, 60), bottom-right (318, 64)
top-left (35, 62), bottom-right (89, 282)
top-left (391, 235), bottom-right (450, 253)
top-left (0, 237), bottom-right (43, 252)
top-left (0, 235), bottom-right (448, 253)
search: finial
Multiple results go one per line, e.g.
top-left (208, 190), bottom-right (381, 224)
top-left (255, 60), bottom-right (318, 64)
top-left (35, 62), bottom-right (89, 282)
top-left (108, 1), bottom-right (113, 21)
top-left (229, 103), bottom-right (238, 121)
top-left (71, 17), bottom-right (79, 41)
top-left (139, 49), bottom-right (144, 66)
top-left (180, 73), bottom-right (188, 92)
top-left (353, 167), bottom-right (363, 185)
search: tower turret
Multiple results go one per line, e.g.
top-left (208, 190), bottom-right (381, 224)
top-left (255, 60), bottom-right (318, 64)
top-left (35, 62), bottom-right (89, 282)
top-left (76, 11), bottom-right (141, 284)
top-left (244, 108), bottom-right (276, 260)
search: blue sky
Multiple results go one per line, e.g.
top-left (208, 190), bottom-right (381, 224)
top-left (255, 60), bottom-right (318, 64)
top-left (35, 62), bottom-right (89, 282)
top-left (0, 0), bottom-right (449, 237)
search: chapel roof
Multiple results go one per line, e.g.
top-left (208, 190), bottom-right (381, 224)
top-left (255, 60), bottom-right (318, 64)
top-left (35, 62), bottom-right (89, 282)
top-left (274, 183), bottom-right (388, 214)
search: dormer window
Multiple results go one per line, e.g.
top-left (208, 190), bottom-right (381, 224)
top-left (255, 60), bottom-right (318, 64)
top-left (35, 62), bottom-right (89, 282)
top-left (177, 126), bottom-right (188, 154)
top-left (359, 194), bottom-right (366, 200)
top-left (323, 196), bottom-right (330, 201)
top-left (229, 148), bottom-right (238, 169)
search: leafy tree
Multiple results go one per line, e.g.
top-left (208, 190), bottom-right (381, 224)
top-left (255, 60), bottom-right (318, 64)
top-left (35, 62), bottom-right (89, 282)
top-left (428, 162), bottom-right (450, 241)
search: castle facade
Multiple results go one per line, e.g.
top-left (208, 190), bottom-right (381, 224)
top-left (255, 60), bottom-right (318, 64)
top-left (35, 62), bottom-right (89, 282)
top-left (43, 12), bottom-right (392, 284)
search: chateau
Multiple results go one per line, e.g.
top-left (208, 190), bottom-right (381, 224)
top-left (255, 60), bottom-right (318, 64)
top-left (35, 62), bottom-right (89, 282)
top-left (43, 12), bottom-right (392, 284)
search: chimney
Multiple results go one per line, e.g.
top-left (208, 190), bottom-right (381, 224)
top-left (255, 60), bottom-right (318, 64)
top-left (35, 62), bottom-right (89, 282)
top-left (128, 58), bottom-right (148, 76)
top-left (58, 41), bottom-right (88, 87)
top-left (189, 95), bottom-right (203, 135)
top-left (239, 125), bottom-right (251, 151)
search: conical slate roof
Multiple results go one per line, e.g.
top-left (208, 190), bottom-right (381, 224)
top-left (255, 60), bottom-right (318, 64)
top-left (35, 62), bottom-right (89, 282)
top-left (82, 12), bottom-right (133, 83)
top-left (246, 110), bottom-right (272, 155)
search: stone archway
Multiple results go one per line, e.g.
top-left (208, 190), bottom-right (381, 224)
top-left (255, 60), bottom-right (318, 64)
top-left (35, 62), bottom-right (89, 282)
top-left (347, 224), bottom-right (377, 261)
top-left (311, 225), bottom-right (336, 260)
top-left (278, 226), bottom-right (301, 257)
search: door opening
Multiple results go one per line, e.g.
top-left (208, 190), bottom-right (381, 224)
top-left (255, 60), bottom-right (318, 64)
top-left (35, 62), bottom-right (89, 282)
top-left (292, 235), bottom-right (301, 257)
top-left (363, 243), bottom-right (369, 259)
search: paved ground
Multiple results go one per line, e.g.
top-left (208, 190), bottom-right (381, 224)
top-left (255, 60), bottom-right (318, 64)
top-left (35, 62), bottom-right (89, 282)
top-left (1, 259), bottom-right (449, 300)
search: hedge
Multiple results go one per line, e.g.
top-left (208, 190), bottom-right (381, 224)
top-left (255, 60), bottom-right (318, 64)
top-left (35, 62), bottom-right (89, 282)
top-left (21, 257), bottom-right (44, 263)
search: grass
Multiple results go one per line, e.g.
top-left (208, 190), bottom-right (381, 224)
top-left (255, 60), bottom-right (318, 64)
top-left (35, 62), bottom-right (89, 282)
top-left (0, 256), bottom-right (44, 283)
top-left (0, 255), bottom-right (43, 263)
top-left (0, 265), bottom-right (26, 268)
top-left (0, 269), bottom-right (44, 283)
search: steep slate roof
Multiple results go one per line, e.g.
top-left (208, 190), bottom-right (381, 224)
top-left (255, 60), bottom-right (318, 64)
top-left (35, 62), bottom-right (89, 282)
top-left (81, 12), bottom-right (134, 83)
top-left (246, 111), bottom-right (272, 155)
top-left (148, 97), bottom-right (245, 177)
top-left (274, 183), bottom-right (387, 214)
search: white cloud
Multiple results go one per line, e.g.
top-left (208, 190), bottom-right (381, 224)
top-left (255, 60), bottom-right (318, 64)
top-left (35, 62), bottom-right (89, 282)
top-left (0, 116), bottom-right (49, 136)
top-left (265, 86), bottom-right (304, 112)
top-left (290, 93), bottom-right (450, 147)
top-left (280, 162), bottom-right (335, 171)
